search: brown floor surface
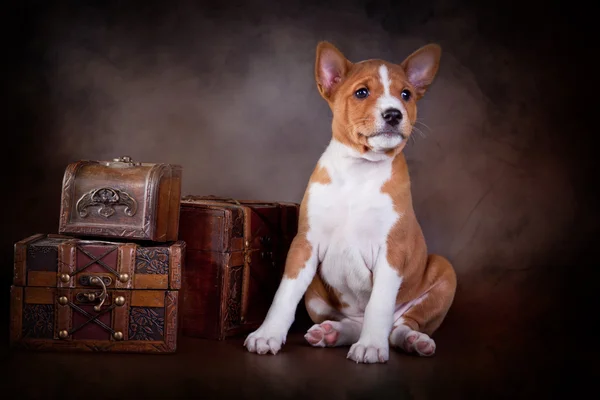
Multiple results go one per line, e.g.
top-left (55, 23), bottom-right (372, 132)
top-left (1, 287), bottom-right (589, 400)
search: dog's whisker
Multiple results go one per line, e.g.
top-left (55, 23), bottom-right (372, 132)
top-left (410, 134), bottom-right (417, 145)
top-left (415, 120), bottom-right (433, 132)
top-left (412, 126), bottom-right (427, 139)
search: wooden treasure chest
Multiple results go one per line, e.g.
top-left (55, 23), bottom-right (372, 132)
top-left (58, 156), bottom-right (182, 242)
top-left (178, 196), bottom-right (299, 340)
top-left (10, 233), bottom-right (185, 353)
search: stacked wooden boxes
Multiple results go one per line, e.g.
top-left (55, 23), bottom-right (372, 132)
top-left (8, 157), bottom-right (302, 352)
top-left (9, 156), bottom-right (185, 353)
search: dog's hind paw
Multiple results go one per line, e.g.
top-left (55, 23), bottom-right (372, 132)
top-left (390, 325), bottom-right (436, 357)
top-left (304, 321), bottom-right (341, 347)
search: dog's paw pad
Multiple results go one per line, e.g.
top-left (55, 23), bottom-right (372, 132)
top-left (402, 331), bottom-right (436, 357)
top-left (304, 328), bottom-right (324, 347)
top-left (304, 322), bottom-right (340, 347)
top-left (414, 337), bottom-right (436, 356)
top-left (405, 332), bottom-right (419, 346)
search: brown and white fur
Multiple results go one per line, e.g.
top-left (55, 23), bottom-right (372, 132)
top-left (244, 42), bottom-right (457, 364)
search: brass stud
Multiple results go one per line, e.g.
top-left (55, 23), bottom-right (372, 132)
top-left (60, 273), bottom-right (70, 283)
top-left (114, 296), bottom-right (125, 306)
top-left (58, 330), bottom-right (69, 339)
top-left (118, 273), bottom-right (129, 283)
top-left (113, 331), bottom-right (123, 341)
top-left (58, 296), bottom-right (68, 305)
top-left (245, 240), bottom-right (250, 247)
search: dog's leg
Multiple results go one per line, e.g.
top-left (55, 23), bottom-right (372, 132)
top-left (244, 235), bottom-right (318, 355)
top-left (389, 254), bottom-right (456, 357)
top-left (346, 254), bottom-right (402, 364)
top-left (302, 272), bottom-right (361, 347)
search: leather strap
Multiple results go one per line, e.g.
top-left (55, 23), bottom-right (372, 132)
top-left (74, 245), bottom-right (119, 276)
top-left (116, 244), bottom-right (136, 289)
top-left (67, 302), bottom-right (117, 335)
top-left (58, 241), bottom-right (77, 288)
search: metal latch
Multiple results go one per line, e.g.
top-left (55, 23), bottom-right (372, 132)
top-left (76, 275), bottom-right (110, 311)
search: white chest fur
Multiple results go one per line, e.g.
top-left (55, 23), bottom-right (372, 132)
top-left (306, 140), bottom-right (401, 315)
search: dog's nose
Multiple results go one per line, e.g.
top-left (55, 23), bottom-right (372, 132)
top-left (382, 108), bottom-right (402, 126)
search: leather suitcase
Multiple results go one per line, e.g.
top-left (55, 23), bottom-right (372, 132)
top-left (10, 233), bottom-right (185, 353)
top-left (178, 196), bottom-right (299, 340)
top-left (58, 156), bottom-right (182, 242)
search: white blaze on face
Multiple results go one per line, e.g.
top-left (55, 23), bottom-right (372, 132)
top-left (367, 64), bottom-right (410, 153)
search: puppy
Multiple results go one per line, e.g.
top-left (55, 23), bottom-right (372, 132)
top-left (244, 41), bottom-right (457, 364)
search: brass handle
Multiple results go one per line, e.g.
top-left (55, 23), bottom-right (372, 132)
top-left (113, 156), bottom-right (134, 163)
top-left (90, 276), bottom-right (108, 312)
top-left (109, 156), bottom-right (141, 167)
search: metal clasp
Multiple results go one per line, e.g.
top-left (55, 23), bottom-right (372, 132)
top-left (89, 276), bottom-right (108, 311)
top-left (76, 275), bottom-right (109, 311)
top-left (79, 275), bottom-right (112, 287)
top-left (111, 156), bottom-right (140, 166)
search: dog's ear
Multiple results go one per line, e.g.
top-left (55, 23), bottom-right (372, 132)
top-left (400, 44), bottom-right (441, 100)
top-left (315, 41), bottom-right (351, 99)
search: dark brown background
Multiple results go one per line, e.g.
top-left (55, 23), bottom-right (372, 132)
top-left (1, 0), bottom-right (597, 397)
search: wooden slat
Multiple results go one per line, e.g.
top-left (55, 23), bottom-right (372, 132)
top-left (133, 274), bottom-right (168, 289)
top-left (24, 287), bottom-right (55, 304)
top-left (131, 290), bottom-right (165, 307)
top-left (27, 271), bottom-right (57, 287)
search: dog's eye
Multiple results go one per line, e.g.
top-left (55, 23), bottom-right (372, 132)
top-left (401, 89), bottom-right (411, 101)
top-left (354, 88), bottom-right (369, 99)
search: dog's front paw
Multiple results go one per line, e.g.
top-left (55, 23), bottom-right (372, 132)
top-left (244, 326), bottom-right (287, 355)
top-left (347, 339), bottom-right (389, 364)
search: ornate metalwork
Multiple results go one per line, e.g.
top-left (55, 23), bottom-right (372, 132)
top-left (112, 156), bottom-right (140, 166)
top-left (89, 277), bottom-right (108, 311)
top-left (76, 187), bottom-right (138, 219)
top-left (79, 275), bottom-right (112, 287)
top-left (76, 292), bottom-right (98, 302)
top-left (75, 276), bottom-right (109, 311)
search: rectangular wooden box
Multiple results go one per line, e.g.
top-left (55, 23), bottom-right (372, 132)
top-left (178, 196), bottom-right (299, 340)
top-left (10, 234), bottom-right (185, 353)
top-left (58, 156), bottom-right (182, 242)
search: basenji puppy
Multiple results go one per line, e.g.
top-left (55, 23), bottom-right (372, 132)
top-left (244, 41), bottom-right (457, 364)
